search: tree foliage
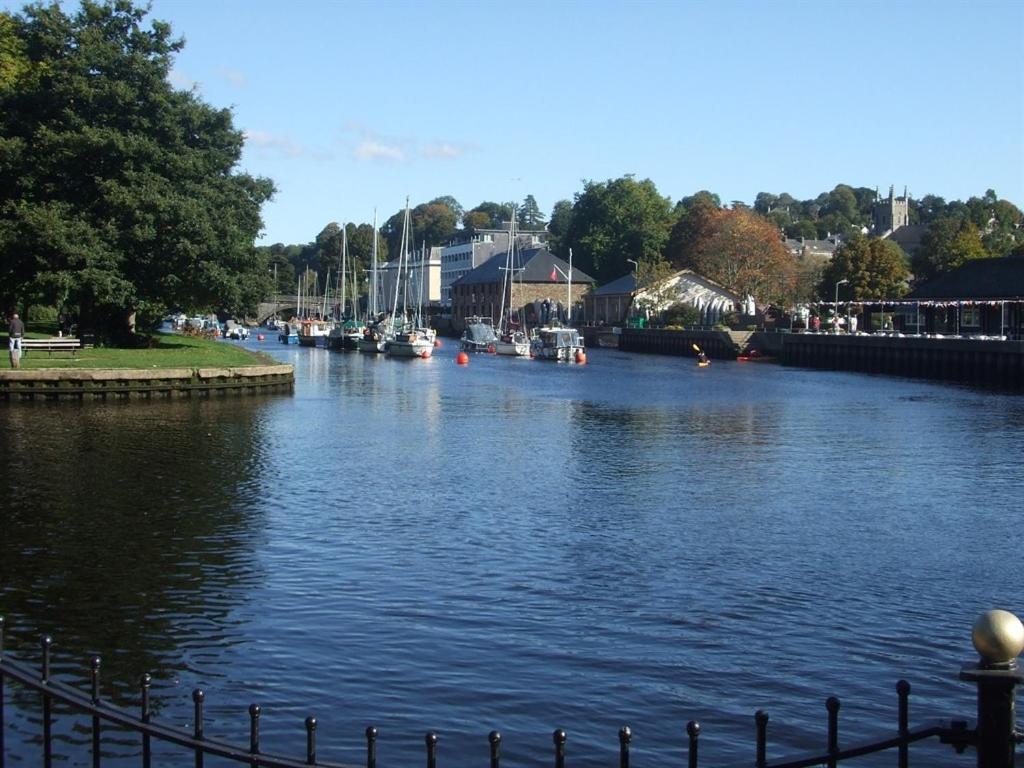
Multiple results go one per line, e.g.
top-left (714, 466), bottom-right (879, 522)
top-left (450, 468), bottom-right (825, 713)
top-left (0, 0), bottom-right (274, 335)
top-left (820, 237), bottom-right (910, 300)
top-left (669, 206), bottom-right (797, 305)
top-left (518, 194), bottom-right (545, 228)
top-left (560, 176), bottom-right (673, 284)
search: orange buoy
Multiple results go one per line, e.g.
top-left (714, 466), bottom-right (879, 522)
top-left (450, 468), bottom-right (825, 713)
top-left (456, 351), bottom-right (469, 365)
top-left (420, 350), bottom-right (431, 359)
top-left (487, 344), bottom-right (496, 354)
top-left (575, 351), bottom-right (587, 364)
top-left (256, 334), bottom-right (265, 342)
top-left (434, 338), bottom-right (442, 348)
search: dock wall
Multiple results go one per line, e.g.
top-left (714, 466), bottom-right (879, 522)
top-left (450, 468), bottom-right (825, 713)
top-left (0, 365), bottom-right (295, 401)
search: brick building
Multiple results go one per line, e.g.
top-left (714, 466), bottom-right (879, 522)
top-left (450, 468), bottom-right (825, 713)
top-left (450, 247), bottom-right (595, 331)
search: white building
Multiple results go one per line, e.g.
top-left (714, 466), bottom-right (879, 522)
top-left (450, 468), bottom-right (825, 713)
top-left (378, 246), bottom-right (442, 315)
top-left (439, 228), bottom-right (547, 306)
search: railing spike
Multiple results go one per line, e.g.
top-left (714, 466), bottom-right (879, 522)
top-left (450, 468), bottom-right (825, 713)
top-left (249, 704), bottom-right (261, 756)
top-left (192, 689), bottom-right (205, 768)
top-left (366, 725), bottom-right (378, 768)
top-left (826, 696), bottom-right (840, 768)
top-left (755, 710), bottom-right (768, 768)
top-left (90, 656), bottom-right (101, 768)
top-left (425, 731), bottom-right (438, 768)
top-left (140, 674), bottom-right (152, 768)
top-left (619, 725), bottom-right (631, 768)
top-left (305, 716), bottom-right (317, 765)
top-left (553, 728), bottom-right (566, 768)
top-left (686, 721), bottom-right (700, 768)
top-left (489, 730), bottom-right (501, 768)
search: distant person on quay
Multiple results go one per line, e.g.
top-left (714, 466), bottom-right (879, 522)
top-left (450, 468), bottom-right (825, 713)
top-left (8, 312), bottom-right (25, 368)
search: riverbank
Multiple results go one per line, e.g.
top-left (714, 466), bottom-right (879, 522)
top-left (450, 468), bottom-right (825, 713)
top-left (2, 332), bottom-right (294, 399)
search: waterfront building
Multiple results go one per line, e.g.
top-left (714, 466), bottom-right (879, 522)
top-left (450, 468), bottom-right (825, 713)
top-left (449, 247), bottom-right (594, 331)
top-left (906, 253), bottom-right (1024, 338)
top-left (439, 228), bottom-right (547, 306)
top-left (585, 273), bottom-right (636, 325)
top-left (379, 246), bottom-right (442, 314)
top-left (584, 269), bottom-right (740, 326)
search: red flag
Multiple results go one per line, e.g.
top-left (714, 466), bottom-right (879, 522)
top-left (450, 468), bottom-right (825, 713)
top-left (550, 268), bottom-right (558, 281)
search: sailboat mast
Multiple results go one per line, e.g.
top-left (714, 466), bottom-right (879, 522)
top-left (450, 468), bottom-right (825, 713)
top-left (340, 227), bottom-right (348, 319)
top-left (497, 209), bottom-right (513, 333)
top-left (391, 198), bottom-right (409, 325)
top-left (568, 248), bottom-right (573, 325)
top-left (371, 209), bottom-right (378, 317)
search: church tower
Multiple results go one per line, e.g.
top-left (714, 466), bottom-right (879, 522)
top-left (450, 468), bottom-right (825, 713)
top-left (872, 185), bottom-right (910, 237)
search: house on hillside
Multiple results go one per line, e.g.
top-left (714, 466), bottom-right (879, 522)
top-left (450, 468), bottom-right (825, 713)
top-left (450, 247), bottom-right (595, 331)
top-left (905, 255), bottom-right (1024, 337)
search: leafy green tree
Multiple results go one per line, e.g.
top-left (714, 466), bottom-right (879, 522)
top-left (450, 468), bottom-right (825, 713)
top-left (462, 210), bottom-right (491, 235)
top-left (913, 218), bottom-right (988, 280)
top-left (561, 176), bottom-right (673, 283)
top-left (0, 0), bottom-right (273, 335)
top-left (315, 222), bottom-right (344, 275)
top-left (465, 201), bottom-right (510, 230)
top-left (0, 12), bottom-right (30, 90)
top-left (546, 199), bottom-right (574, 252)
top-left (819, 237), bottom-right (909, 300)
top-left (429, 195), bottom-right (463, 226)
top-left (412, 201), bottom-right (457, 247)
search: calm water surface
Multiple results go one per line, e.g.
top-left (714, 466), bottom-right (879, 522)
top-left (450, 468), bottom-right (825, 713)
top-left (0, 340), bottom-right (1021, 766)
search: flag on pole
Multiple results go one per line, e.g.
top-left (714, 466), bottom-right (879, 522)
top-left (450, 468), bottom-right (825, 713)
top-left (550, 268), bottom-right (558, 281)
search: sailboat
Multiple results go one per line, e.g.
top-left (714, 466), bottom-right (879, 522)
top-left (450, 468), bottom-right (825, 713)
top-left (357, 210), bottom-right (391, 353)
top-left (387, 203), bottom-right (435, 358)
top-left (327, 228), bottom-right (366, 350)
top-left (494, 213), bottom-right (530, 357)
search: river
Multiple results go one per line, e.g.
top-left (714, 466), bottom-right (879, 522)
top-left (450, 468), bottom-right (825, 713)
top-left (0, 338), bottom-right (1021, 766)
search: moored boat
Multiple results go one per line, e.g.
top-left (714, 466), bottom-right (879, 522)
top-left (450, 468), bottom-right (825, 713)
top-left (461, 316), bottom-right (498, 352)
top-left (297, 319), bottom-right (332, 347)
top-left (529, 326), bottom-right (585, 362)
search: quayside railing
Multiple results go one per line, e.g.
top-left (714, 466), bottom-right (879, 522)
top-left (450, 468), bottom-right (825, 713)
top-left (0, 611), bottom-right (1021, 768)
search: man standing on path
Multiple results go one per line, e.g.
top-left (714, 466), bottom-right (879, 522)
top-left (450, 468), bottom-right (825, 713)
top-left (8, 312), bottom-right (24, 368)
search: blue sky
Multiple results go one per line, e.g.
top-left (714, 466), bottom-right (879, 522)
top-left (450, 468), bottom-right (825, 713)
top-left (6, 0), bottom-right (1024, 244)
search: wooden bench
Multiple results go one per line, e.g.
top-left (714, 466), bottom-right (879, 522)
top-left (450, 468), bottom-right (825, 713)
top-left (19, 338), bottom-right (82, 357)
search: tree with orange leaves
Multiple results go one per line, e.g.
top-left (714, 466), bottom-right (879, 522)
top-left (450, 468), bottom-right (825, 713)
top-left (667, 206), bottom-right (797, 307)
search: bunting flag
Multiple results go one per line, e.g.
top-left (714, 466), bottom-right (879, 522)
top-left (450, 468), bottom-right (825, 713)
top-left (550, 268), bottom-right (558, 281)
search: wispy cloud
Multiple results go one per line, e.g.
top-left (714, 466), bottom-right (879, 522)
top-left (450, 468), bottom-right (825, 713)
top-left (421, 142), bottom-right (464, 160)
top-left (344, 122), bottom-right (468, 164)
top-left (355, 140), bottom-right (407, 162)
top-left (245, 130), bottom-right (306, 158)
top-left (168, 68), bottom-right (196, 90)
top-left (217, 68), bottom-right (247, 87)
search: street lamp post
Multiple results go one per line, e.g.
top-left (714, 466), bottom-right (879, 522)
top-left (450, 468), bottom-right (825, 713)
top-left (834, 279), bottom-right (848, 333)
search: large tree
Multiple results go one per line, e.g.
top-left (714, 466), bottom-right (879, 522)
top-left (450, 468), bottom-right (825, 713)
top-left (670, 206), bottom-right (797, 306)
top-left (561, 176), bottom-right (673, 284)
top-left (0, 0), bottom-right (274, 336)
top-left (819, 237), bottom-right (910, 301)
top-left (912, 218), bottom-right (988, 280)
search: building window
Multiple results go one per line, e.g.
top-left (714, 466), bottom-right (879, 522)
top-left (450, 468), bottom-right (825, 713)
top-left (961, 307), bottom-right (980, 328)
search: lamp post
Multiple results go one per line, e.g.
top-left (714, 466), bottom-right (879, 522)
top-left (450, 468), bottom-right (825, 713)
top-left (626, 259), bottom-right (638, 327)
top-left (834, 279), bottom-right (848, 332)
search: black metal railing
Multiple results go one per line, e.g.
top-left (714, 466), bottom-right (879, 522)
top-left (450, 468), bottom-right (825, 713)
top-left (1, 614), bottom-right (1020, 767)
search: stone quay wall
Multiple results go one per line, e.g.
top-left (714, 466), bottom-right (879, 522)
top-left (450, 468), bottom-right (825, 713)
top-left (0, 365), bottom-right (295, 401)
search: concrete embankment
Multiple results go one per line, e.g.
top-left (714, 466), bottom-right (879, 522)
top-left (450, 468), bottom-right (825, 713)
top-left (0, 365), bottom-right (294, 400)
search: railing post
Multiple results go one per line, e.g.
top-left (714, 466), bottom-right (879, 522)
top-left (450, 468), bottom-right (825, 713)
top-left (365, 726), bottom-right (377, 768)
top-left (489, 730), bottom-right (501, 768)
top-left (553, 728), bottom-right (566, 768)
top-left (90, 656), bottom-right (101, 768)
top-left (686, 721), bottom-right (700, 768)
top-left (425, 731), bottom-right (438, 768)
top-left (249, 704), bottom-right (261, 766)
top-left (192, 689), bottom-right (204, 768)
top-left (41, 636), bottom-right (52, 768)
top-left (896, 680), bottom-right (910, 768)
top-left (826, 696), bottom-right (840, 768)
top-left (305, 716), bottom-right (316, 765)
top-left (140, 674), bottom-right (152, 768)
top-left (960, 610), bottom-right (1024, 768)
top-left (619, 725), bottom-right (631, 768)
top-left (755, 710), bottom-right (768, 768)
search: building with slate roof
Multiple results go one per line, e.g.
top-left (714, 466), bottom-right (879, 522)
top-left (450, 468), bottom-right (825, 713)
top-left (583, 269), bottom-right (740, 326)
top-left (449, 247), bottom-right (594, 331)
top-left (584, 273), bottom-right (636, 324)
top-left (904, 255), bottom-right (1024, 337)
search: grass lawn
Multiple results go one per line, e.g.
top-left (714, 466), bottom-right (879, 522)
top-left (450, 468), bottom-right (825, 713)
top-left (10, 330), bottom-right (277, 370)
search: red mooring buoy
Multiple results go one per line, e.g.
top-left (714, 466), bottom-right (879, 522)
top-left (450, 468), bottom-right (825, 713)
top-left (456, 351), bottom-right (469, 365)
top-left (434, 338), bottom-right (442, 348)
top-left (420, 349), bottom-right (432, 359)
top-left (256, 334), bottom-right (265, 342)
top-left (575, 351), bottom-right (587, 364)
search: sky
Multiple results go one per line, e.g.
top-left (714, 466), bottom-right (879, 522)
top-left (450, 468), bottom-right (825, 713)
top-left (5, 0), bottom-right (1023, 245)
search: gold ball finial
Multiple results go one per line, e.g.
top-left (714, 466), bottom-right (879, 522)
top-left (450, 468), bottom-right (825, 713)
top-left (972, 610), bottom-right (1024, 665)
